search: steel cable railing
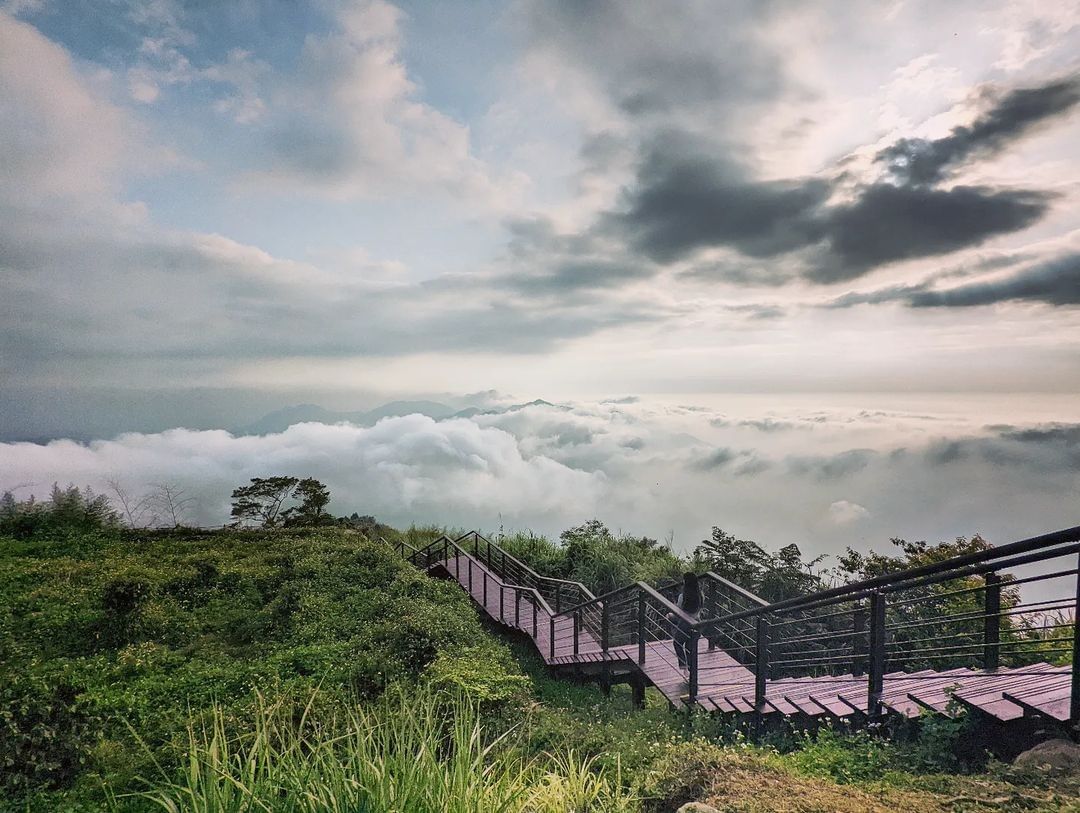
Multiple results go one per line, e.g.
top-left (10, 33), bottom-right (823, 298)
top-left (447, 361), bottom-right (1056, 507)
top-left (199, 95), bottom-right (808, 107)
top-left (692, 525), bottom-right (1080, 719)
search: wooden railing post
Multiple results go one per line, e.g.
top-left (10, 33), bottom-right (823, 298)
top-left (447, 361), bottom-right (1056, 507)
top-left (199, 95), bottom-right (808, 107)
top-left (550, 616), bottom-right (556, 660)
top-left (468, 555), bottom-right (473, 595)
top-left (483, 569), bottom-right (488, 608)
top-left (573, 609), bottom-right (580, 656)
top-left (754, 616), bottom-right (769, 711)
top-left (515, 588), bottom-right (521, 628)
top-left (868, 591), bottom-right (886, 718)
top-left (852, 603), bottom-right (867, 676)
top-left (499, 583), bottom-right (505, 622)
top-left (532, 594), bottom-right (538, 638)
top-left (637, 591), bottom-right (646, 665)
top-left (983, 572), bottom-right (1001, 671)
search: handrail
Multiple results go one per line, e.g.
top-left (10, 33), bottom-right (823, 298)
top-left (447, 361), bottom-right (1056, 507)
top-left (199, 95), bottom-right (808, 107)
top-left (693, 525), bottom-right (1080, 631)
top-left (553, 579), bottom-right (699, 625)
top-left (395, 524), bottom-right (1080, 719)
top-left (703, 571), bottom-right (769, 607)
top-left (454, 530), bottom-right (596, 597)
top-left (406, 532), bottom-right (565, 617)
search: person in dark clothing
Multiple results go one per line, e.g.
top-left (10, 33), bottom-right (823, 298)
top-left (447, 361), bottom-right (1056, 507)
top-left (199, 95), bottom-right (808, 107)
top-left (671, 572), bottom-right (703, 669)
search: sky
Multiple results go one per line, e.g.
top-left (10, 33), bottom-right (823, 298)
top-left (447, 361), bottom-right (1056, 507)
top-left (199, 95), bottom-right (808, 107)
top-left (1, 1), bottom-right (1079, 556)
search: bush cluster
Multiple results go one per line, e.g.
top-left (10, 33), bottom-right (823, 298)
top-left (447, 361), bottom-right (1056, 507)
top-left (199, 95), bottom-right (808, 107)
top-left (0, 526), bottom-right (519, 808)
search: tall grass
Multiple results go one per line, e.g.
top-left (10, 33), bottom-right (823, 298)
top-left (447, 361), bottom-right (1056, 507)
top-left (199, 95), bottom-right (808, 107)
top-left (125, 686), bottom-right (635, 813)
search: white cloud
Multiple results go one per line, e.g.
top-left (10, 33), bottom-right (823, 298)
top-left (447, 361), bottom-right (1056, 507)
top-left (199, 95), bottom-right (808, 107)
top-left (828, 499), bottom-right (871, 525)
top-left (243, 0), bottom-right (525, 208)
top-left (0, 12), bottom-right (129, 200)
top-left (0, 416), bottom-right (607, 531)
top-left (2, 400), bottom-right (1077, 563)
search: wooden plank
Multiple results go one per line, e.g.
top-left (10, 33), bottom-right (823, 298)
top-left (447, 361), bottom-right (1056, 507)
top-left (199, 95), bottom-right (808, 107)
top-left (952, 670), bottom-right (1064, 721)
top-left (1002, 690), bottom-right (1071, 722)
top-left (724, 695), bottom-right (754, 714)
top-left (808, 692), bottom-right (857, 718)
top-left (764, 695), bottom-right (801, 715)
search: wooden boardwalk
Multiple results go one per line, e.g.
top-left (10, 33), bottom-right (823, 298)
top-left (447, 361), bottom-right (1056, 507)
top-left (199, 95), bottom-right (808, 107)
top-left (404, 532), bottom-right (1079, 727)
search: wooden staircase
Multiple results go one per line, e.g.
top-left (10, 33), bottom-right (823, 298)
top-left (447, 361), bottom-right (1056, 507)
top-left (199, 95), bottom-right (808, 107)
top-left (396, 527), bottom-right (1080, 730)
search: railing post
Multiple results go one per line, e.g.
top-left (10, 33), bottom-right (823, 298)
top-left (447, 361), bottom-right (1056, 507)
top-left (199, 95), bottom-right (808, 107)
top-left (754, 616), bottom-right (769, 711)
top-left (573, 609), bottom-right (580, 656)
top-left (983, 572), bottom-right (1001, 671)
top-left (550, 616), bottom-right (556, 660)
top-left (1071, 553), bottom-right (1080, 724)
top-left (483, 569), bottom-right (488, 608)
top-left (707, 580), bottom-right (716, 650)
top-left (688, 627), bottom-right (700, 703)
top-left (852, 603), bottom-right (867, 676)
top-left (601, 600), bottom-right (611, 695)
top-left (468, 555), bottom-right (473, 595)
top-left (499, 583), bottom-right (505, 622)
top-left (532, 594), bottom-right (538, 638)
top-left (637, 591), bottom-right (646, 665)
top-left (515, 588), bottom-right (521, 627)
top-left (868, 591), bottom-right (886, 718)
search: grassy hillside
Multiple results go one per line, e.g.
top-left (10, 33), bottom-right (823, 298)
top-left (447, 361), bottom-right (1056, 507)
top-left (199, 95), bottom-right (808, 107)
top-left (1, 524), bottom-right (1077, 812)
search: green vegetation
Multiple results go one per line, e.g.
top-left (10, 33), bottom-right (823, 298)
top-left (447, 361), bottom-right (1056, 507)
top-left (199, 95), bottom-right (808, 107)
top-left (1, 489), bottom-right (1077, 812)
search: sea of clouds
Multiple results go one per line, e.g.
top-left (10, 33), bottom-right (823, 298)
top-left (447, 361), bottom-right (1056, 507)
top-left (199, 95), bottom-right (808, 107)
top-left (1, 397), bottom-right (1077, 561)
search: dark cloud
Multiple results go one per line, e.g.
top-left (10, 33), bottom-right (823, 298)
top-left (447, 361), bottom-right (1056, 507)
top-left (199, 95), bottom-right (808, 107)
top-left (828, 253), bottom-right (1080, 309)
top-left (909, 253), bottom-right (1080, 308)
top-left (739, 418), bottom-right (801, 432)
top-left (694, 447), bottom-right (738, 470)
top-left (526, 0), bottom-right (785, 124)
top-left (876, 77), bottom-right (1080, 186)
top-left (733, 457), bottom-right (772, 477)
top-left (925, 423), bottom-right (1080, 471)
top-left (612, 142), bottom-right (829, 264)
top-left (809, 185), bottom-right (1051, 283)
top-left (787, 449), bottom-right (876, 479)
top-left (997, 423), bottom-right (1080, 448)
top-left (603, 77), bottom-right (1073, 285)
top-left (505, 258), bottom-right (656, 294)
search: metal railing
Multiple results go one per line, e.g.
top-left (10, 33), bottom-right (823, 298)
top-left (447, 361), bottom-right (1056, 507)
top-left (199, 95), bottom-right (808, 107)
top-left (395, 533), bottom-right (554, 639)
top-left (692, 525), bottom-right (1080, 719)
top-left (391, 525), bottom-right (1079, 721)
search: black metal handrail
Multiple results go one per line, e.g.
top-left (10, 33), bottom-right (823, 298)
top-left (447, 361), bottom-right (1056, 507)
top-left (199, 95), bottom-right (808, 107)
top-left (692, 525), bottom-right (1080, 719)
top-left (393, 525), bottom-right (1078, 720)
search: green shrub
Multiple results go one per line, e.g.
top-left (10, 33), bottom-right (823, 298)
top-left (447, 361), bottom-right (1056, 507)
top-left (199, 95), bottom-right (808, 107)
top-left (425, 646), bottom-right (532, 705)
top-left (0, 528), bottom-right (525, 807)
top-left (786, 727), bottom-right (895, 784)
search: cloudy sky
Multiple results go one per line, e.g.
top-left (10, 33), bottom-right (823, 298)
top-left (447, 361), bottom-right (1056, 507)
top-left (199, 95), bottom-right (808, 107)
top-left (1, 1), bottom-right (1079, 555)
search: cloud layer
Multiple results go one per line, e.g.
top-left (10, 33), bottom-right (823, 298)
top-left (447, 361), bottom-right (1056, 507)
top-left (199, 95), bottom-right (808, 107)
top-left (3, 400), bottom-right (1077, 560)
